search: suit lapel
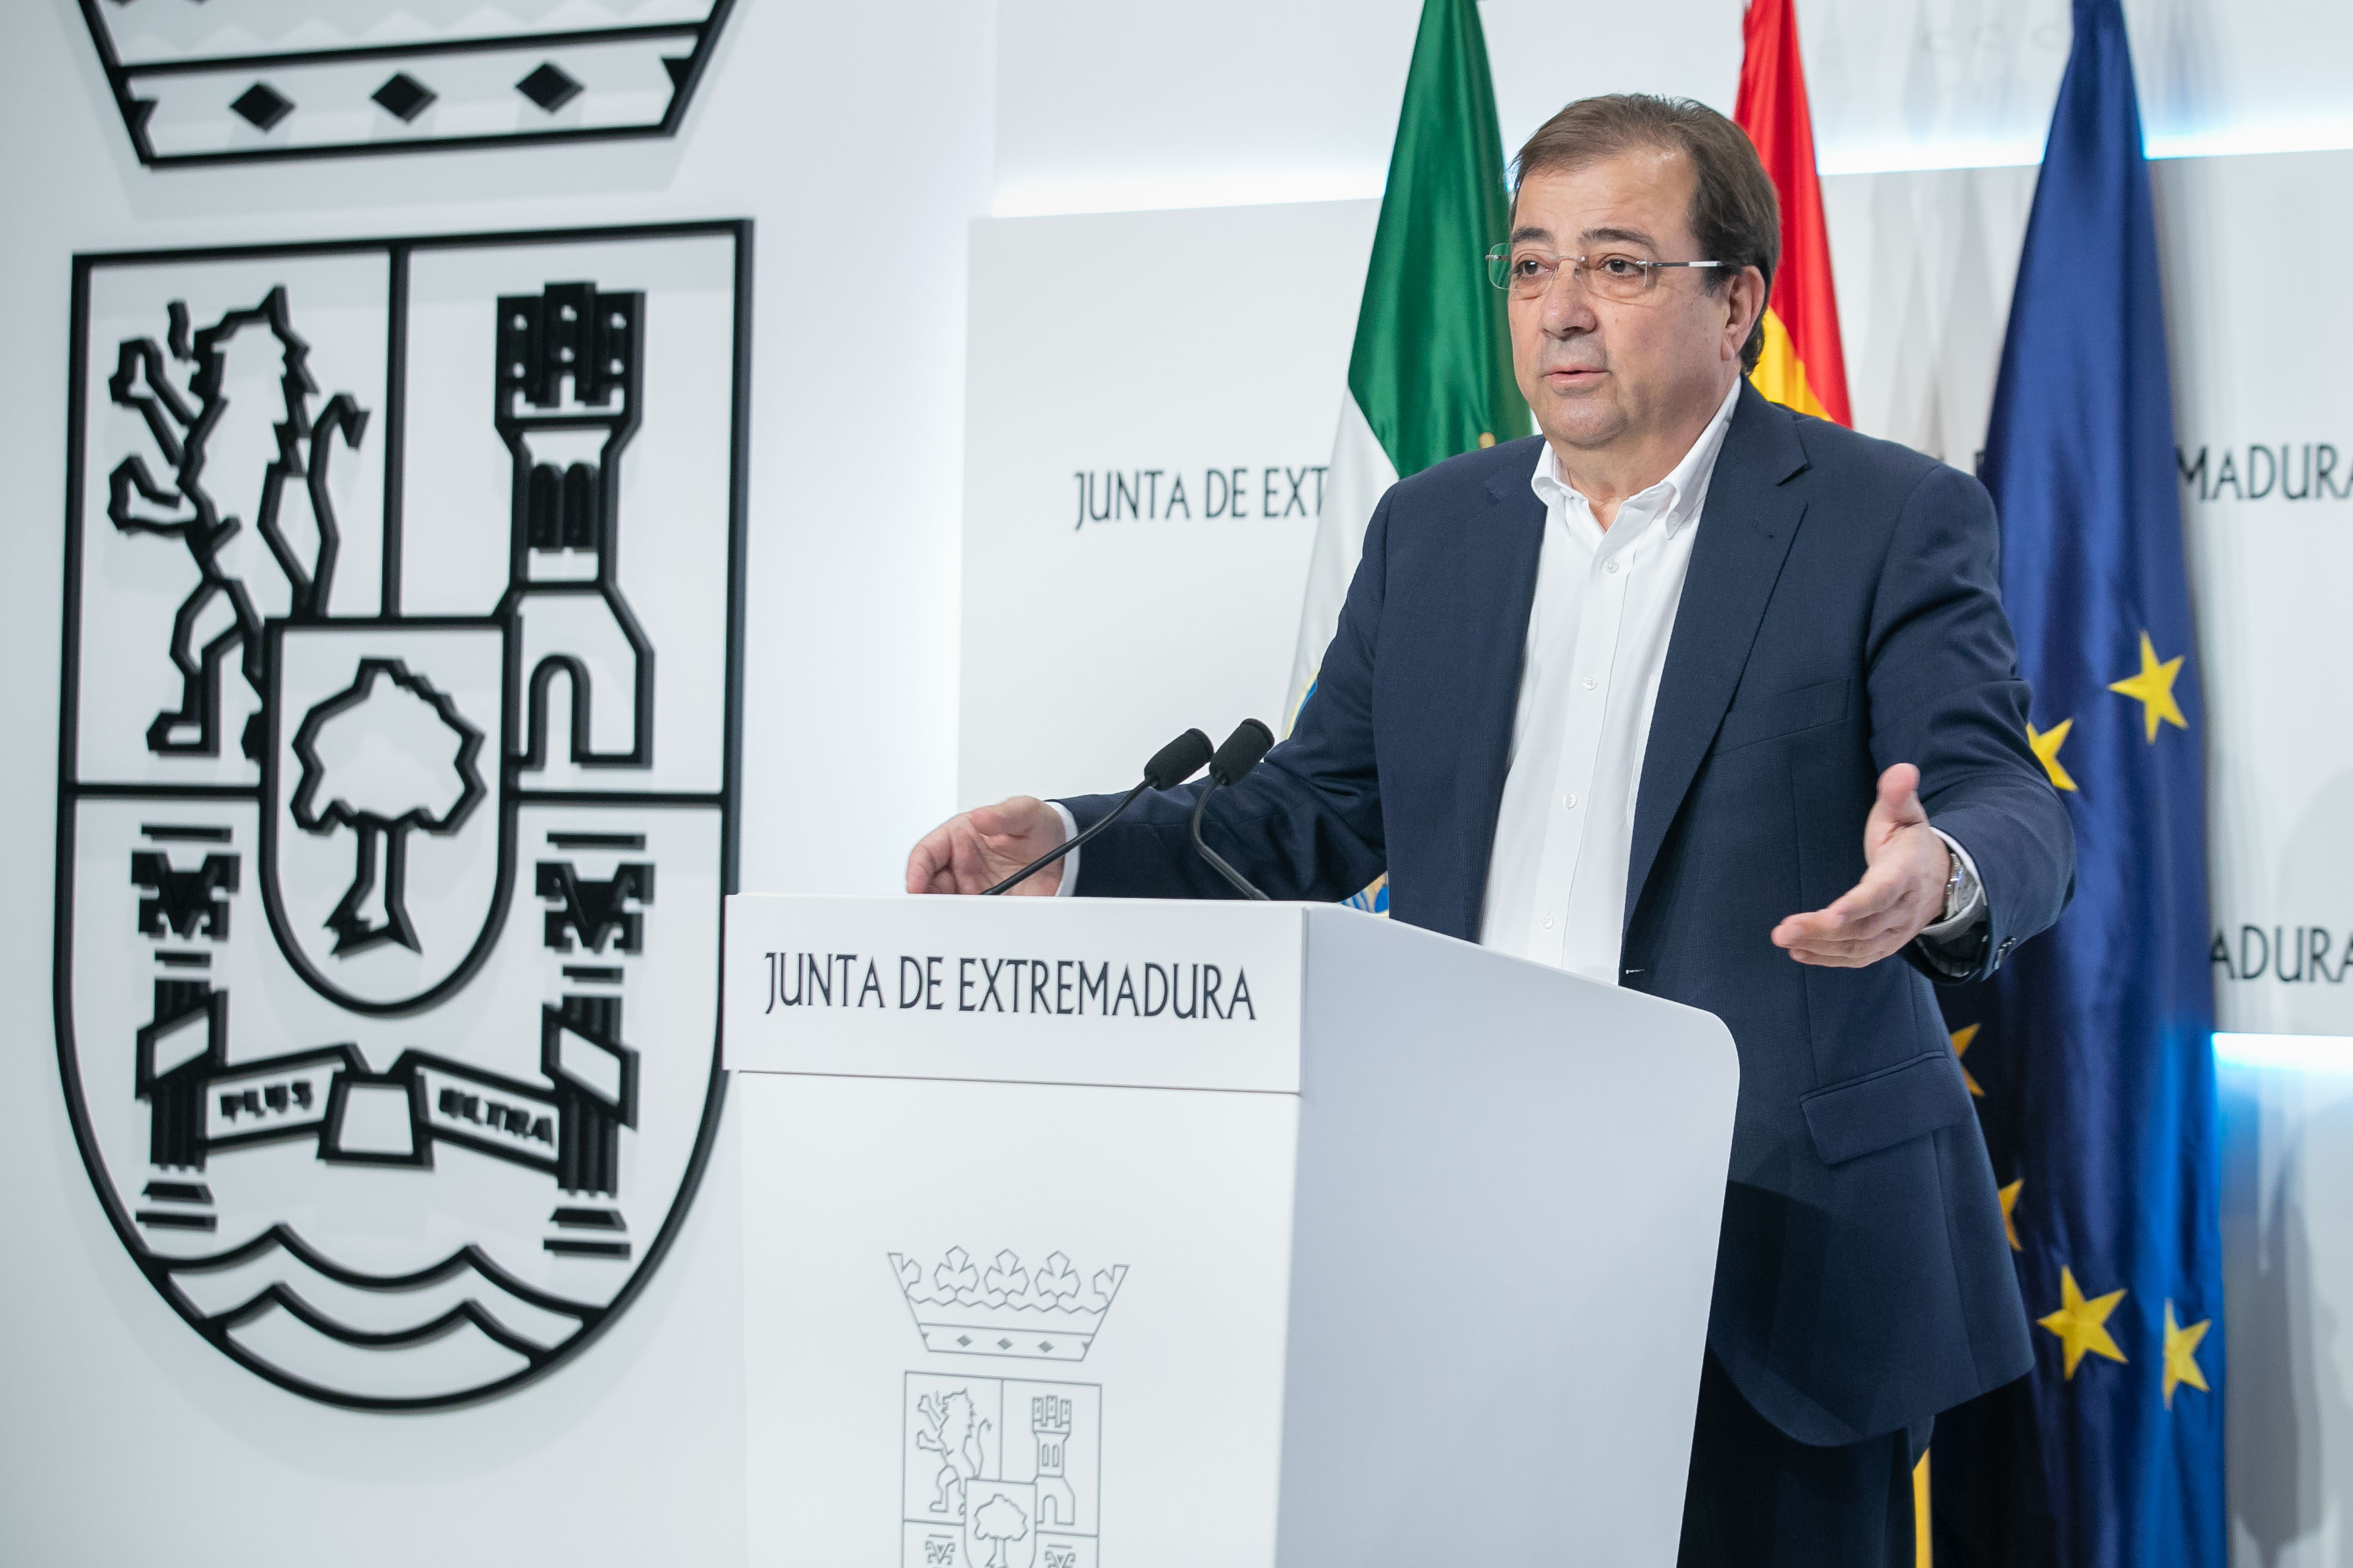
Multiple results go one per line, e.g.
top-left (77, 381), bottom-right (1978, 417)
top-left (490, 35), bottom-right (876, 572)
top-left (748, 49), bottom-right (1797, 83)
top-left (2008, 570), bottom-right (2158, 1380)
top-left (1452, 470), bottom-right (1545, 937)
top-left (1623, 387), bottom-right (1811, 932)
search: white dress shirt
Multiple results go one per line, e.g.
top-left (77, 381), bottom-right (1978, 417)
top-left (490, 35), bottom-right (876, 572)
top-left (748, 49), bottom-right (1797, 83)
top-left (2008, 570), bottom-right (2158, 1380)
top-left (1055, 377), bottom-right (1984, 975)
top-left (1477, 380), bottom-right (1741, 979)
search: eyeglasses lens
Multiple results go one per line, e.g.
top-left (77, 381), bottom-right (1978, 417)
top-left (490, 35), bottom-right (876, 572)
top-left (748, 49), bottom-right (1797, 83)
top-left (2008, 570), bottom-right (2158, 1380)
top-left (1488, 249), bottom-right (1657, 302)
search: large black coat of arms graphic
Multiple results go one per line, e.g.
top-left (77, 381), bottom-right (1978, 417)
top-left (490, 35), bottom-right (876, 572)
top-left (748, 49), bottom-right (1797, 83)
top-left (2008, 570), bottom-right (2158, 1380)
top-left (55, 223), bottom-right (748, 1408)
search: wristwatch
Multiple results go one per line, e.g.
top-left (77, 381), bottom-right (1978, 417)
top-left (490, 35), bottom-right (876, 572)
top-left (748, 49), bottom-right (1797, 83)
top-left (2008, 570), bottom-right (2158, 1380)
top-left (1938, 845), bottom-right (1968, 925)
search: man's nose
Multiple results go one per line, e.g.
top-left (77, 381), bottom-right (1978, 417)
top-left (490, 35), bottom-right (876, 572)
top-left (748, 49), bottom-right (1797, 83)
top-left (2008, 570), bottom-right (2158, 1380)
top-left (1540, 275), bottom-right (1599, 336)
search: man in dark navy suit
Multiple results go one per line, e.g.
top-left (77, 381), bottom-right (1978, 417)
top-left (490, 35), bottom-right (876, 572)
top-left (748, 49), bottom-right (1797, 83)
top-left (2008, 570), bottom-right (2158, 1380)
top-left (911, 94), bottom-right (2072, 1567)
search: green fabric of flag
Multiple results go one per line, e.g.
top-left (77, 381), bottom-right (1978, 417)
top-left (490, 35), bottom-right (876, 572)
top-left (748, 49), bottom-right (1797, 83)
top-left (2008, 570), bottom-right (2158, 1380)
top-left (1349, 0), bottom-right (1525, 480)
top-left (1289, 0), bottom-right (1524, 725)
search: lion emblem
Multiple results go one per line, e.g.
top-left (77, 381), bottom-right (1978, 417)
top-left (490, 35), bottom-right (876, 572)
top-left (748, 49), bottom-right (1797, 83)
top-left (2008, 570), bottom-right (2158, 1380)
top-left (914, 1388), bottom-right (992, 1517)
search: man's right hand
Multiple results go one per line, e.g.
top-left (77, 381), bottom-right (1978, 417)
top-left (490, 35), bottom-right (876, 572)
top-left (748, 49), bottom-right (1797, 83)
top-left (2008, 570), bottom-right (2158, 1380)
top-left (905, 796), bottom-right (1066, 896)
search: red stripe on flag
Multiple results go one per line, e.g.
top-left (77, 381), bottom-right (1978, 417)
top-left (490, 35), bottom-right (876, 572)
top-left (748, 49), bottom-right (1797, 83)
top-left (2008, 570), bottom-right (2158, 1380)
top-left (1736, 0), bottom-right (1852, 427)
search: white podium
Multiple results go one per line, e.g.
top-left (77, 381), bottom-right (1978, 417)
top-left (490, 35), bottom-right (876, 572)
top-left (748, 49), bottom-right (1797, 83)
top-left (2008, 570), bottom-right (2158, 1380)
top-left (724, 894), bottom-right (1738, 1567)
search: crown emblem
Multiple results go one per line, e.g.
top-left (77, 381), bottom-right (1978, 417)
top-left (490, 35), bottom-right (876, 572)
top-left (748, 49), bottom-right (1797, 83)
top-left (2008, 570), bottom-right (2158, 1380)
top-left (891, 1248), bottom-right (1127, 1362)
top-left (80, 2), bottom-right (737, 168)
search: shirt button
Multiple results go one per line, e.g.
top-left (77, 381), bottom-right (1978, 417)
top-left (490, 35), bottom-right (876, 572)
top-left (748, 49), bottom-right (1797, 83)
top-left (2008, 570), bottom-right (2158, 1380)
top-left (1542, 914), bottom-right (1555, 929)
top-left (1605, 559), bottom-right (1621, 574)
top-left (1583, 676), bottom-right (1597, 690)
top-left (1563, 793), bottom-right (1579, 809)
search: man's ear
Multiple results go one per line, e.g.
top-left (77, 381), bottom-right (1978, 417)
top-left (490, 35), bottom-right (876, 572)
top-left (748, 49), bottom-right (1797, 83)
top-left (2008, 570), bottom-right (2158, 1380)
top-left (1739, 267), bottom-right (1768, 347)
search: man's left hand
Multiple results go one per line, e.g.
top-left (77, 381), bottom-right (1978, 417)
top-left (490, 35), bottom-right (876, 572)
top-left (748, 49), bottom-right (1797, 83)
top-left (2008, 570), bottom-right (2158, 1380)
top-left (1771, 763), bottom-right (1951, 968)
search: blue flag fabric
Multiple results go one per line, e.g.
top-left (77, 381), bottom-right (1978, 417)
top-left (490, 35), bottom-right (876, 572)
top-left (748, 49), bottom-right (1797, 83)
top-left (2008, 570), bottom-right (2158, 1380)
top-left (1933, 2), bottom-right (2225, 1566)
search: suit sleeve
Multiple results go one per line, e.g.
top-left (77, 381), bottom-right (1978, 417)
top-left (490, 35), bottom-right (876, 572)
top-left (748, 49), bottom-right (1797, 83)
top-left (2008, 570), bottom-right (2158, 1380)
top-left (1055, 490), bottom-right (1396, 900)
top-left (1865, 461), bottom-right (2076, 984)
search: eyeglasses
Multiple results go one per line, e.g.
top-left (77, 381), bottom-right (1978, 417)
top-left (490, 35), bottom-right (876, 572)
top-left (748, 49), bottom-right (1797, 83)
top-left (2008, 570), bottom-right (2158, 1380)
top-left (1485, 244), bottom-right (1729, 302)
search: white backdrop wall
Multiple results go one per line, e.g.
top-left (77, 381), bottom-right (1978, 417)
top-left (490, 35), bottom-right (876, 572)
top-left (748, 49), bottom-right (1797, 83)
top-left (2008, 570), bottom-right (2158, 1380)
top-left (7, 1), bottom-right (2353, 1566)
top-left (2161, 152), bottom-right (2353, 1038)
top-left (959, 200), bottom-right (1377, 806)
top-left (994, 0), bottom-right (2353, 218)
top-left (2222, 1062), bottom-right (2353, 1568)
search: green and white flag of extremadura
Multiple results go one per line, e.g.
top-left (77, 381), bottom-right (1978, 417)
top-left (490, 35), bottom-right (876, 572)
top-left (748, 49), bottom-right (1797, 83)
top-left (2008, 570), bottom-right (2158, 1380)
top-left (1285, 0), bottom-right (1527, 724)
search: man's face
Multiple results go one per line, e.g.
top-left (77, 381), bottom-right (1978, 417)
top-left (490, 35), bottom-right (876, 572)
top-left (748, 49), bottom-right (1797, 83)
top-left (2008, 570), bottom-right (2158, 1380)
top-left (1507, 148), bottom-right (1760, 458)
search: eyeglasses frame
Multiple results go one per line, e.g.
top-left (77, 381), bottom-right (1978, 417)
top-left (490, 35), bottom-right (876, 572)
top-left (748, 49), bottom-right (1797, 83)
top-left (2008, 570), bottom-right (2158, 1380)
top-left (1485, 243), bottom-right (1732, 298)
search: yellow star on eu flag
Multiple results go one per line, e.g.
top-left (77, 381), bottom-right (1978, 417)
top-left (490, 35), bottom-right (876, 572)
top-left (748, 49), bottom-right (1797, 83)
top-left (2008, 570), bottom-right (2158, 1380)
top-left (1999, 1178), bottom-right (2023, 1251)
top-left (2163, 1299), bottom-right (2211, 1408)
top-left (2107, 631), bottom-right (2188, 743)
top-left (2026, 718), bottom-right (2079, 792)
top-left (1950, 1024), bottom-right (1985, 1096)
top-left (2038, 1266), bottom-right (2129, 1379)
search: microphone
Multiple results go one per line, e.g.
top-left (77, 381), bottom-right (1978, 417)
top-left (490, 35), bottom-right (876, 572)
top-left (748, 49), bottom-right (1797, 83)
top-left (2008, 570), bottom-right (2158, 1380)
top-left (1189, 719), bottom-right (1275, 901)
top-left (983, 728), bottom-right (1214, 895)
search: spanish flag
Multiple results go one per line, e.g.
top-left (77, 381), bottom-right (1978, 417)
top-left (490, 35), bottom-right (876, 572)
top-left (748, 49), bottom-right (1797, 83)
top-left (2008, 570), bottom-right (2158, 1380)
top-left (1735, 0), bottom-right (1851, 426)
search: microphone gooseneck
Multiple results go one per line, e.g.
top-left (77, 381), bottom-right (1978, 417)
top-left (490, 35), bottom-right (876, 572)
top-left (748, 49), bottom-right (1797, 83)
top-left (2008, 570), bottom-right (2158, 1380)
top-left (1189, 719), bottom-right (1274, 901)
top-left (983, 727), bottom-right (1214, 896)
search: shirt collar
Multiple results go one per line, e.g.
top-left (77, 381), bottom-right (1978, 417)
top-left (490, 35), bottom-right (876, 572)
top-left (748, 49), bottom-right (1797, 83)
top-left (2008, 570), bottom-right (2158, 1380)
top-left (1529, 377), bottom-right (1743, 540)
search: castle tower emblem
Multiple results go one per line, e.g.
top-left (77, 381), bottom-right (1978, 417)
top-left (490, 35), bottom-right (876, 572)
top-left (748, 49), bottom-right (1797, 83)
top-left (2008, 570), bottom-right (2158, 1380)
top-left (498, 281), bottom-right (655, 771)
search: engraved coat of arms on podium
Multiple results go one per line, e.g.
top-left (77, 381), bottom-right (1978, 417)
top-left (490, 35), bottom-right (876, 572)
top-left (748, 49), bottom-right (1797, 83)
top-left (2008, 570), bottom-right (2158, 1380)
top-left (897, 1248), bottom-right (1115, 1567)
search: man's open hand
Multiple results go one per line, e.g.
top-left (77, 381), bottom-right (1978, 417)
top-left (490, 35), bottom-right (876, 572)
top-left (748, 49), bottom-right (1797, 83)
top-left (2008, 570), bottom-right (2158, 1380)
top-left (1770, 763), bottom-right (1951, 968)
top-left (906, 796), bottom-right (1065, 896)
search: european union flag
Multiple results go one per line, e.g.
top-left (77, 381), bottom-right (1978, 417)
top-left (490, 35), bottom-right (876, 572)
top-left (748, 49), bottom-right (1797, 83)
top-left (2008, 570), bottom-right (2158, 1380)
top-left (1932, 2), bottom-right (2225, 1566)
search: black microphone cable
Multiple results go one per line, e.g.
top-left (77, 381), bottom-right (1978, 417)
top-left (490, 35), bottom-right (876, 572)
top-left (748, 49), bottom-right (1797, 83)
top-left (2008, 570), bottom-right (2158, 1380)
top-left (983, 727), bottom-right (1214, 895)
top-left (1189, 719), bottom-right (1275, 901)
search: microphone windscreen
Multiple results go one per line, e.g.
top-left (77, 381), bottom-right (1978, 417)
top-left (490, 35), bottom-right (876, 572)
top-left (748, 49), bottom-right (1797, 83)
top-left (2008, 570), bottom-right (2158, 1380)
top-left (1208, 719), bottom-right (1276, 786)
top-left (1142, 728), bottom-right (1214, 790)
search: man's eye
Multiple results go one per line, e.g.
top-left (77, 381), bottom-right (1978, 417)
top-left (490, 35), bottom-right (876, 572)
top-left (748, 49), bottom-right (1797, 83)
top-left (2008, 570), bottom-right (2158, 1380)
top-left (1513, 256), bottom-right (1546, 277)
top-left (1599, 256), bottom-right (1642, 276)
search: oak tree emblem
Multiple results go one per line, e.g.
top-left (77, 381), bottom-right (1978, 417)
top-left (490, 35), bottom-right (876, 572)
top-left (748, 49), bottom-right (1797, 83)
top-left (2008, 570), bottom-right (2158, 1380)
top-left (289, 658), bottom-right (486, 954)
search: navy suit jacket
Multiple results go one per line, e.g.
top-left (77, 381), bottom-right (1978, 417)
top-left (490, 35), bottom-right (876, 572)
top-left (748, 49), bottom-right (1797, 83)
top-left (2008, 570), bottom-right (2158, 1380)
top-left (1061, 384), bottom-right (2073, 1444)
